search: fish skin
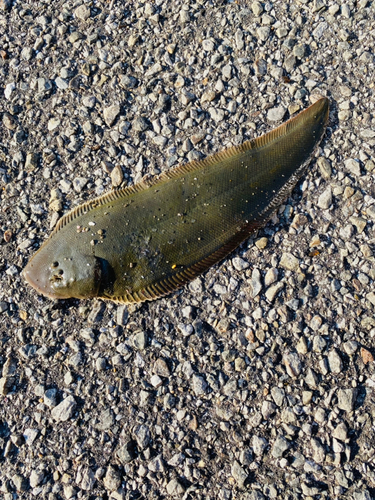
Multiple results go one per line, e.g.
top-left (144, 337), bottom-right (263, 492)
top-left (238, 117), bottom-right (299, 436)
top-left (23, 97), bottom-right (329, 303)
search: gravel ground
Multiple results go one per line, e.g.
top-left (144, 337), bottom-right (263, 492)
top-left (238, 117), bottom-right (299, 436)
top-left (1, 0), bottom-right (375, 499)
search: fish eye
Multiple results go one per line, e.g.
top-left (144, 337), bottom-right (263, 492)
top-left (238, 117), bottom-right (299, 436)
top-left (51, 261), bottom-right (59, 268)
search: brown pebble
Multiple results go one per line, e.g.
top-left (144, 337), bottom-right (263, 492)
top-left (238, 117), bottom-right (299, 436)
top-left (361, 347), bottom-right (374, 364)
top-left (4, 229), bottom-right (12, 242)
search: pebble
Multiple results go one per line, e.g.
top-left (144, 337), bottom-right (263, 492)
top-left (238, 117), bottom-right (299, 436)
top-left (280, 252), bottom-right (300, 272)
top-left (267, 105), bottom-right (286, 122)
top-left (249, 268), bottom-right (262, 298)
top-left (231, 461), bottom-right (248, 488)
top-left (337, 388), bottom-right (357, 412)
top-left (191, 374), bottom-right (208, 396)
top-left (51, 396), bottom-right (77, 422)
top-left (345, 158), bottom-right (361, 177)
top-left (111, 165), bottom-right (124, 187)
top-left (317, 186), bottom-right (332, 209)
top-left (272, 435), bottom-right (291, 458)
top-left (283, 352), bottom-right (302, 378)
top-left (103, 104), bottom-right (120, 127)
top-left (265, 282), bottom-right (284, 302)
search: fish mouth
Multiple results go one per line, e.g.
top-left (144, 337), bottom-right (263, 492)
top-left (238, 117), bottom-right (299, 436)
top-left (23, 257), bottom-right (62, 299)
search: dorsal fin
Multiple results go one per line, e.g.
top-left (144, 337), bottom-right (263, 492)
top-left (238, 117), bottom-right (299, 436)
top-left (51, 98), bottom-right (327, 236)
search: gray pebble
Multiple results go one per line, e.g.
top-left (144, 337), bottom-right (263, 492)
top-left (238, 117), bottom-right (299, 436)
top-left (345, 158), bottom-right (361, 177)
top-left (51, 395), bottom-right (76, 422)
top-left (267, 105), bottom-right (286, 122)
top-left (231, 460), bottom-right (248, 488)
top-left (283, 351), bottom-right (302, 378)
top-left (249, 268), bottom-right (262, 298)
top-left (337, 388), bottom-right (357, 412)
top-left (317, 186), bottom-right (332, 209)
top-left (134, 424), bottom-right (151, 450)
top-left (272, 435), bottom-right (291, 458)
top-left (166, 478), bottom-right (186, 496)
top-left (103, 104), bottom-right (120, 127)
top-left (208, 107), bottom-right (225, 122)
top-left (280, 252), bottom-right (300, 272)
top-left (103, 465), bottom-right (121, 491)
top-left (55, 77), bottom-right (68, 90)
top-left (191, 373), bottom-right (208, 396)
top-left (252, 435), bottom-right (268, 456)
top-left (265, 282), bottom-right (284, 302)
top-left (74, 4), bottom-right (91, 21)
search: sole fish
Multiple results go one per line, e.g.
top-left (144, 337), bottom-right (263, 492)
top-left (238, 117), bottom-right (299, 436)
top-left (23, 97), bottom-right (329, 303)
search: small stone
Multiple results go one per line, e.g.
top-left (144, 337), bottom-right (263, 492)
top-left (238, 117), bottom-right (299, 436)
top-left (55, 77), bottom-right (69, 90)
top-left (231, 460), bottom-right (248, 488)
top-left (74, 4), bottom-right (91, 21)
top-left (153, 358), bottom-right (171, 377)
top-left (133, 330), bottom-right (147, 350)
top-left (3, 112), bottom-right (17, 130)
top-left (317, 186), bottom-right (332, 209)
top-left (30, 470), bottom-right (45, 488)
top-left (360, 347), bottom-right (374, 364)
top-left (103, 465), bottom-right (121, 491)
top-left (44, 388), bottom-right (57, 408)
top-left (262, 400), bottom-right (276, 419)
top-left (103, 104), bottom-right (120, 127)
top-left (317, 157), bottom-right (332, 179)
top-left (202, 39), bottom-right (215, 51)
top-left (232, 257), bottom-right (249, 271)
top-left (79, 468), bottom-right (95, 490)
top-left (208, 107), bottom-right (225, 122)
top-left (0, 376), bottom-right (14, 395)
top-left (271, 387), bottom-right (285, 407)
top-left (337, 388), bottom-right (357, 412)
top-left (267, 105), bottom-right (286, 122)
top-left (25, 152), bottom-right (39, 171)
top-left (265, 282), bottom-right (284, 302)
top-left (12, 473), bottom-right (28, 492)
top-left (111, 165), bottom-right (124, 187)
top-left (345, 158), bottom-right (361, 177)
top-left (280, 252), bottom-right (300, 272)
top-left (133, 116), bottom-right (149, 132)
top-left (47, 118), bottom-right (61, 131)
top-left (332, 422), bottom-right (348, 442)
top-left (305, 368), bottom-right (319, 389)
top-left (328, 349), bottom-right (343, 373)
top-left (166, 478), bottom-right (185, 496)
top-left (257, 26), bottom-right (270, 41)
top-left (272, 435), bottom-right (291, 458)
top-left (21, 46), bottom-right (34, 61)
top-left (191, 374), bottom-right (207, 396)
top-left (254, 58), bottom-right (267, 76)
top-left (252, 435), bottom-right (268, 456)
top-left (311, 437), bottom-right (325, 463)
top-left (134, 424), bottom-right (151, 450)
top-left (255, 237), bottom-right (268, 249)
top-left (283, 352), bottom-right (302, 378)
top-left (117, 440), bottom-right (137, 464)
top-left (343, 340), bottom-right (358, 356)
top-left (313, 335), bottom-right (327, 353)
top-left (341, 4), bottom-right (351, 17)
top-left (51, 395), bottom-right (76, 422)
top-left (73, 176), bottom-right (88, 193)
top-left (249, 268), bottom-right (262, 298)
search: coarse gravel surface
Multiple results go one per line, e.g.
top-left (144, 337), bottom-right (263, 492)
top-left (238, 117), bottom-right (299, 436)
top-left (1, 0), bottom-right (375, 499)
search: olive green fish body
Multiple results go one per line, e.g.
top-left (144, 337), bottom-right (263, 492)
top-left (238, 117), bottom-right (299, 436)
top-left (24, 98), bottom-right (329, 302)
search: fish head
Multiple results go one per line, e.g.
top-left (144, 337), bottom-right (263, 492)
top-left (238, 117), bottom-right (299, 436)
top-left (23, 242), bottom-right (103, 300)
